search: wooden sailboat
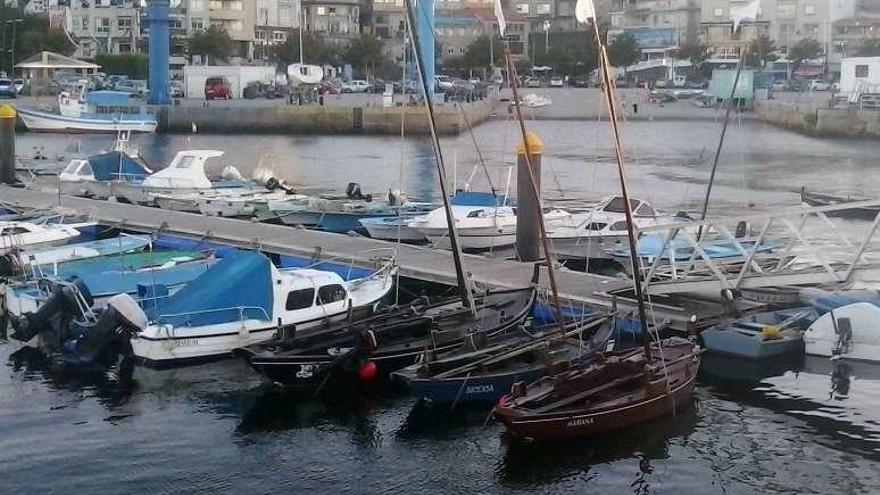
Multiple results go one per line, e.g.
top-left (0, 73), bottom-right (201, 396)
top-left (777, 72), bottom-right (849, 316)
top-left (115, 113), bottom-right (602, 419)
top-left (236, 3), bottom-right (537, 387)
top-left (492, 1), bottom-right (701, 439)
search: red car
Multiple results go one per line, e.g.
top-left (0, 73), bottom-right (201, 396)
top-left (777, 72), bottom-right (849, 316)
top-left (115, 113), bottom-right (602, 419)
top-left (204, 76), bottom-right (232, 100)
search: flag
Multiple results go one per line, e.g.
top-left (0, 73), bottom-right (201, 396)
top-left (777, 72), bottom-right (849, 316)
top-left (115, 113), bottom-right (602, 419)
top-left (575, 0), bottom-right (596, 24)
top-left (494, 0), bottom-right (506, 37)
top-left (732, 0), bottom-right (760, 32)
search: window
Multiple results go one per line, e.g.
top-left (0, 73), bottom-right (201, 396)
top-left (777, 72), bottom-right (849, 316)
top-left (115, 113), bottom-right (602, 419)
top-left (777, 3), bottom-right (796, 18)
top-left (586, 222), bottom-right (608, 231)
top-left (328, 7), bottom-right (337, 15)
top-left (317, 285), bottom-right (347, 305)
top-left (174, 155), bottom-right (195, 169)
top-left (604, 197), bottom-right (639, 213)
top-left (117, 17), bottom-right (132, 29)
top-left (286, 288), bottom-right (315, 310)
top-left (635, 203), bottom-right (656, 217)
top-left (856, 64), bottom-right (869, 78)
top-left (272, 31), bottom-right (286, 41)
top-left (96, 17), bottom-right (110, 34)
top-left (804, 23), bottom-right (819, 36)
top-left (191, 18), bottom-right (205, 30)
top-left (317, 6), bottom-right (326, 15)
top-left (804, 4), bottom-right (815, 15)
top-left (609, 221), bottom-right (629, 231)
top-left (515, 3), bottom-right (528, 14)
top-left (713, 7), bottom-right (724, 17)
top-left (256, 30), bottom-right (267, 40)
top-left (190, 0), bottom-right (206, 11)
top-left (537, 3), bottom-right (550, 14)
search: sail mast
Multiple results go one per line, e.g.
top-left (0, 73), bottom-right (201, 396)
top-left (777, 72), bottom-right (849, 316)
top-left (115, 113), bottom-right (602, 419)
top-left (502, 48), bottom-right (566, 332)
top-left (404, 0), bottom-right (475, 310)
top-left (588, 14), bottom-right (652, 361)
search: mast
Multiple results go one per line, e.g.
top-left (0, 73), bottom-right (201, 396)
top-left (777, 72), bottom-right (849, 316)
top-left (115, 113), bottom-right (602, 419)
top-left (502, 48), bottom-right (566, 332)
top-left (298, 7), bottom-right (305, 65)
top-left (404, 0), bottom-right (475, 310)
top-left (588, 15), bottom-right (652, 361)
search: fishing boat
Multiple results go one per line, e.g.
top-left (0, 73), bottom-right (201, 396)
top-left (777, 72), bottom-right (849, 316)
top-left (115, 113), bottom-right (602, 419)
top-left (17, 88), bottom-right (157, 133)
top-left (549, 196), bottom-right (689, 260)
top-left (98, 251), bottom-right (397, 364)
top-left (804, 302), bottom-right (880, 362)
top-left (112, 150), bottom-right (252, 206)
top-left (58, 144), bottom-right (152, 199)
top-left (700, 307), bottom-right (816, 360)
top-left (237, 287), bottom-right (535, 388)
top-left (0, 221), bottom-right (81, 254)
top-left (392, 314), bottom-right (614, 405)
top-left (408, 205), bottom-right (570, 251)
top-left (0, 234), bottom-right (150, 275)
top-left (801, 187), bottom-right (879, 221)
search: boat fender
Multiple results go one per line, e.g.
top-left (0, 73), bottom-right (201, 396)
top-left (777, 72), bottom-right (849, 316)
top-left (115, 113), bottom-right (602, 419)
top-left (762, 325), bottom-right (781, 341)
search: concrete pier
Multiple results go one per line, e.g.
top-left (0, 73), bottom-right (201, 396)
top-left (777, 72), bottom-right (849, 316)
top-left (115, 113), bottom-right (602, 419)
top-left (756, 99), bottom-right (880, 139)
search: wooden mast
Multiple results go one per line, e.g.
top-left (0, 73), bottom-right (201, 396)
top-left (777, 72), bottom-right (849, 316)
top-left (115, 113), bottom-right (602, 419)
top-left (404, 0), bottom-right (475, 310)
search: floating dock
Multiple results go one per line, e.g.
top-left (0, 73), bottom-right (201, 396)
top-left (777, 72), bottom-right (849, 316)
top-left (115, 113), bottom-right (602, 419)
top-left (0, 185), bottom-right (737, 330)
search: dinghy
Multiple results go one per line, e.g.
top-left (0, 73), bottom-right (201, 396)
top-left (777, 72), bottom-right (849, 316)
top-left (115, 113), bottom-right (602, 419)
top-left (1, 234), bottom-right (150, 274)
top-left (700, 307), bottom-right (817, 360)
top-left (0, 221), bottom-right (81, 254)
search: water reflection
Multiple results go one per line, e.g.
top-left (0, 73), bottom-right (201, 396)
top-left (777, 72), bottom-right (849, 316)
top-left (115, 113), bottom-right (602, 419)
top-left (396, 398), bottom-right (495, 440)
top-left (496, 403), bottom-right (698, 488)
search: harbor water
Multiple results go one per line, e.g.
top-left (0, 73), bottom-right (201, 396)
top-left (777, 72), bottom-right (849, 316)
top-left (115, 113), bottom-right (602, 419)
top-left (4, 119), bottom-right (880, 493)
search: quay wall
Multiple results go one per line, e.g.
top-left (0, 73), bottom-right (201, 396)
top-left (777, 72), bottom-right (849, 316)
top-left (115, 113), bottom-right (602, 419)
top-left (158, 99), bottom-right (497, 136)
top-left (755, 100), bottom-right (880, 138)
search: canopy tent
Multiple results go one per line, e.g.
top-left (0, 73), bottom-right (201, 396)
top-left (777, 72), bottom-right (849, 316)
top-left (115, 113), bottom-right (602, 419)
top-left (15, 51), bottom-right (100, 80)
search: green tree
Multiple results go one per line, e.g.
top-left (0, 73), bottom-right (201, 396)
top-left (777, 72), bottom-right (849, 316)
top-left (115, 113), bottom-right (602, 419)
top-left (462, 35), bottom-right (502, 72)
top-left (677, 41), bottom-right (707, 67)
top-left (187, 26), bottom-right (234, 64)
top-left (270, 30), bottom-right (339, 67)
top-left (788, 37), bottom-right (823, 63)
top-left (607, 33), bottom-right (639, 69)
top-left (744, 34), bottom-right (778, 67)
top-left (0, 7), bottom-right (74, 71)
top-left (93, 53), bottom-right (148, 78)
top-left (346, 34), bottom-right (387, 79)
top-left (854, 39), bottom-right (880, 57)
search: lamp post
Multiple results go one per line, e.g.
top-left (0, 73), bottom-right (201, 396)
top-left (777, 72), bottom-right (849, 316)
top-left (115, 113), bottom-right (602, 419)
top-left (6, 18), bottom-right (22, 75)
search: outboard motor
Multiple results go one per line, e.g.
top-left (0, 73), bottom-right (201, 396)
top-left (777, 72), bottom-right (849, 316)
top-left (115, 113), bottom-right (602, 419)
top-left (346, 182), bottom-right (372, 202)
top-left (9, 277), bottom-right (94, 343)
top-left (387, 189), bottom-right (407, 207)
top-left (221, 165), bottom-right (244, 182)
top-left (62, 293), bottom-right (148, 365)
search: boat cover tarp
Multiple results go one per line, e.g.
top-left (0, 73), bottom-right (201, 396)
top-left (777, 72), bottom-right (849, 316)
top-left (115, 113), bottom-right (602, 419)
top-left (146, 250), bottom-right (273, 327)
top-left (85, 91), bottom-right (134, 107)
top-left (451, 191), bottom-right (511, 207)
top-left (88, 151), bottom-right (150, 181)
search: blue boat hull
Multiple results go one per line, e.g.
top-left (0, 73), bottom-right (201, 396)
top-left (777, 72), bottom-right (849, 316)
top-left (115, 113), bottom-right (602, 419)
top-left (404, 368), bottom-right (545, 404)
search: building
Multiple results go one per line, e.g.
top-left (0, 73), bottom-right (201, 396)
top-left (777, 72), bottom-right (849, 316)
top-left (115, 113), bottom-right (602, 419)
top-left (67, 0), bottom-right (143, 57)
top-left (254, 0), bottom-right (302, 60)
top-left (371, 0), bottom-right (406, 61)
top-left (608, 0), bottom-right (699, 47)
top-left (435, 8), bottom-right (528, 64)
top-left (302, 0), bottom-right (363, 45)
top-left (700, 0), bottom-right (770, 64)
top-left (831, 1), bottom-right (880, 71)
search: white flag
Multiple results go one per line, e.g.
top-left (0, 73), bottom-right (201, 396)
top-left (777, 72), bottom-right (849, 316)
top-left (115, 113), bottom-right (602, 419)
top-left (494, 0), bottom-right (507, 37)
top-left (732, 0), bottom-right (760, 32)
top-left (575, 0), bottom-right (596, 24)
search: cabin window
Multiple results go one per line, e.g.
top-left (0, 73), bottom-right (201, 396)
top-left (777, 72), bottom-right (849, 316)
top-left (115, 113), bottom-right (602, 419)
top-left (604, 197), bottom-right (639, 213)
top-left (467, 209), bottom-right (485, 218)
top-left (175, 155), bottom-right (195, 169)
top-left (1, 226), bottom-right (30, 236)
top-left (79, 163), bottom-right (94, 177)
top-left (586, 222), bottom-right (607, 231)
top-left (317, 284), bottom-right (347, 305)
top-left (610, 221), bottom-right (629, 231)
top-left (635, 203), bottom-right (655, 217)
top-left (855, 65), bottom-right (869, 78)
top-left (285, 288), bottom-right (315, 310)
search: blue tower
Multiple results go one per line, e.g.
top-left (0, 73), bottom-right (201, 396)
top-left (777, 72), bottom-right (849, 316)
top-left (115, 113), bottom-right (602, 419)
top-left (415, 0), bottom-right (434, 98)
top-left (147, 0), bottom-right (171, 105)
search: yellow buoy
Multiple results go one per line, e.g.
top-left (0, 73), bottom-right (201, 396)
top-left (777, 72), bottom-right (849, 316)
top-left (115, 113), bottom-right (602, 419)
top-left (762, 324), bottom-right (781, 340)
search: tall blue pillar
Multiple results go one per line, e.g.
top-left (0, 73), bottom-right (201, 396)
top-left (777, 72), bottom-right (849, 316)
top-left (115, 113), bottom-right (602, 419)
top-left (415, 0), bottom-right (434, 98)
top-left (147, 0), bottom-right (171, 105)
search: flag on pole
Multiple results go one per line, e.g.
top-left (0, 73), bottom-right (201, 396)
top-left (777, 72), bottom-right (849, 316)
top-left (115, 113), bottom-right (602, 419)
top-left (494, 0), bottom-right (507, 37)
top-left (575, 0), bottom-right (596, 24)
top-left (732, 0), bottom-right (760, 32)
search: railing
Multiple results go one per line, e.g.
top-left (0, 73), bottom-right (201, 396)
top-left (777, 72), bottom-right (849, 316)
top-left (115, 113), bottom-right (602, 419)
top-left (155, 305), bottom-right (271, 325)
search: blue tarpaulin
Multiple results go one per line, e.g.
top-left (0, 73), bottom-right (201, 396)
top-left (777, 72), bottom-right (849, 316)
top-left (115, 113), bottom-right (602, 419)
top-left (146, 250), bottom-right (274, 327)
top-left (88, 151), bottom-right (150, 181)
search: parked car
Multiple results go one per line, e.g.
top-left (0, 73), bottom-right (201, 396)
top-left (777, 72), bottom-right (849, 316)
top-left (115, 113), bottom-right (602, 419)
top-left (116, 79), bottom-right (148, 97)
top-left (13, 78), bottom-right (23, 94)
top-left (614, 78), bottom-right (632, 88)
top-left (369, 80), bottom-right (400, 93)
top-left (204, 76), bottom-right (233, 99)
top-left (341, 79), bottom-right (369, 93)
top-left (572, 77), bottom-right (590, 87)
top-left (648, 90), bottom-right (676, 103)
top-left (0, 79), bottom-right (16, 98)
top-left (772, 79), bottom-right (788, 91)
top-left (434, 75), bottom-right (454, 91)
top-left (687, 80), bottom-right (708, 89)
top-left (809, 79), bottom-right (831, 91)
top-left (243, 81), bottom-right (277, 99)
top-left (654, 79), bottom-right (671, 88)
top-left (170, 81), bottom-right (185, 98)
top-left (524, 76), bottom-right (543, 88)
top-left (549, 76), bottom-right (564, 87)
top-left (691, 94), bottom-right (715, 108)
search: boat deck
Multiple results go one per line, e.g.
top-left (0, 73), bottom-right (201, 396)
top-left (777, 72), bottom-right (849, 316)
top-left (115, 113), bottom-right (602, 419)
top-left (0, 185), bottom-right (735, 330)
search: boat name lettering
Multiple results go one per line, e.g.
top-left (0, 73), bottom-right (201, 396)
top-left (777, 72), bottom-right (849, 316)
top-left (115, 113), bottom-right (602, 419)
top-left (566, 417), bottom-right (595, 428)
top-left (296, 365), bottom-right (319, 379)
top-left (173, 338), bottom-right (199, 347)
top-left (327, 347), bottom-right (353, 356)
top-left (466, 384), bottom-right (494, 394)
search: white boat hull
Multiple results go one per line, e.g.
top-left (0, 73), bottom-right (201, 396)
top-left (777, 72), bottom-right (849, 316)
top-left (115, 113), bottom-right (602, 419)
top-left (550, 233), bottom-right (630, 260)
top-left (17, 108), bottom-right (157, 134)
top-left (418, 225), bottom-right (517, 251)
top-left (805, 303), bottom-right (880, 362)
top-left (360, 218), bottom-right (427, 242)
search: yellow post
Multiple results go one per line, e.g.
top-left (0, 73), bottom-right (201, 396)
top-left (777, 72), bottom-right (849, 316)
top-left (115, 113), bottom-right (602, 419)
top-left (0, 105), bottom-right (15, 184)
top-left (515, 130), bottom-right (544, 262)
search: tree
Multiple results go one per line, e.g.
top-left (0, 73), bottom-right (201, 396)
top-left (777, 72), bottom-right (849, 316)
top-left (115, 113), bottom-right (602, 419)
top-left (854, 39), bottom-right (880, 57)
top-left (744, 34), bottom-right (778, 67)
top-left (462, 35), bottom-right (502, 72)
top-left (270, 31), bottom-right (339, 67)
top-left (607, 33), bottom-right (639, 69)
top-left (346, 34), bottom-right (387, 79)
top-left (789, 37), bottom-right (823, 63)
top-left (677, 41), bottom-right (707, 67)
top-left (0, 7), bottom-right (74, 71)
top-left (93, 53), bottom-right (148, 78)
top-left (187, 26), bottom-right (234, 64)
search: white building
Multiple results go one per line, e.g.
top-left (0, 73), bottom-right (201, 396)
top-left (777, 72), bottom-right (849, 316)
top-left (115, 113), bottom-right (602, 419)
top-left (255, 0), bottom-right (302, 61)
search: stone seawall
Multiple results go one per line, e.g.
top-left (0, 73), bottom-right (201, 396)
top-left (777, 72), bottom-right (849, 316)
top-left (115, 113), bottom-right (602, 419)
top-left (159, 99), bottom-right (497, 136)
top-left (756, 100), bottom-right (880, 138)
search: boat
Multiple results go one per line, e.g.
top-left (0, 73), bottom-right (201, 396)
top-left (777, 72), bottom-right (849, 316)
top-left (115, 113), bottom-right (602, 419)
top-left (17, 88), bottom-right (157, 133)
top-left (0, 221), bottom-right (81, 254)
top-left (237, 286), bottom-right (536, 388)
top-left (58, 145), bottom-right (152, 199)
top-left (392, 314), bottom-right (614, 405)
top-left (549, 196), bottom-right (690, 260)
top-left (407, 205), bottom-right (570, 251)
top-left (700, 307), bottom-right (817, 360)
top-left (196, 189), bottom-right (299, 218)
top-left (801, 187), bottom-right (879, 221)
top-left (521, 93), bottom-right (552, 108)
top-left (799, 287), bottom-right (880, 314)
top-left (804, 302), bottom-right (880, 362)
top-left (112, 150), bottom-right (253, 206)
top-left (288, 63), bottom-right (324, 86)
top-left (78, 250), bottom-right (397, 364)
top-left (1, 234), bottom-right (150, 274)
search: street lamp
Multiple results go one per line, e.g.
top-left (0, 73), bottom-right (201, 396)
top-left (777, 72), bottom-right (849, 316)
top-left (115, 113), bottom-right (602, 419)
top-left (6, 18), bottom-right (23, 75)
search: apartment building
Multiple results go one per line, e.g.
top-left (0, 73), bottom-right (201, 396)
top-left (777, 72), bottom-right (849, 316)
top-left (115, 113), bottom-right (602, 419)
top-left (371, 0), bottom-right (406, 61)
top-left (302, 0), bottom-right (363, 44)
top-left (700, 0), bottom-right (770, 63)
top-left (69, 0), bottom-right (143, 57)
top-left (254, 0), bottom-right (302, 60)
top-left (435, 8), bottom-right (528, 63)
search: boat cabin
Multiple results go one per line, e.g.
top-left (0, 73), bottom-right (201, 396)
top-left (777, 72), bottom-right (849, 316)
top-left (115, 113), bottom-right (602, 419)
top-left (60, 88), bottom-right (150, 119)
top-left (59, 151), bottom-right (151, 184)
top-left (600, 196), bottom-right (657, 218)
top-left (274, 268), bottom-right (351, 324)
top-left (0, 222), bottom-right (79, 251)
top-left (141, 150), bottom-right (225, 189)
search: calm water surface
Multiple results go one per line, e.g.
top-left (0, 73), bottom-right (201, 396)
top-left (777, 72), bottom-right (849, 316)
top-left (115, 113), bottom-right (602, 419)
top-left (4, 119), bottom-right (880, 493)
